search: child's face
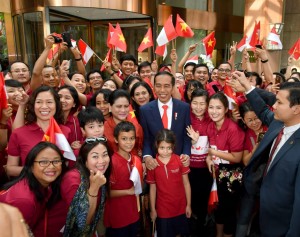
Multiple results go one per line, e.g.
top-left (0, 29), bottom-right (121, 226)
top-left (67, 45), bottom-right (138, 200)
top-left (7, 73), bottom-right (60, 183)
top-left (115, 130), bottom-right (136, 155)
top-left (81, 121), bottom-right (104, 138)
top-left (157, 141), bottom-right (173, 159)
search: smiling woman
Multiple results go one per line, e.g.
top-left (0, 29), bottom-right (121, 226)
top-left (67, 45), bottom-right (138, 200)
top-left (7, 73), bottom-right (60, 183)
top-left (0, 142), bottom-right (66, 236)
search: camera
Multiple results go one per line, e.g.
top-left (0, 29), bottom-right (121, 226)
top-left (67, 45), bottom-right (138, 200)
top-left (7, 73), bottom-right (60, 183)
top-left (52, 35), bottom-right (62, 44)
top-left (62, 32), bottom-right (73, 48)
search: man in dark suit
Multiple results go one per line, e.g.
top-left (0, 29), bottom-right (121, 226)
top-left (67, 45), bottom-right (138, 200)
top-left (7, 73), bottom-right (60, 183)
top-left (233, 71), bottom-right (300, 237)
top-left (139, 71), bottom-right (191, 169)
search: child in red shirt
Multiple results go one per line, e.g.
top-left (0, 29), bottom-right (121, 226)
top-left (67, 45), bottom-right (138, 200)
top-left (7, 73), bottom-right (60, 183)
top-left (146, 129), bottom-right (191, 237)
top-left (104, 121), bottom-right (141, 237)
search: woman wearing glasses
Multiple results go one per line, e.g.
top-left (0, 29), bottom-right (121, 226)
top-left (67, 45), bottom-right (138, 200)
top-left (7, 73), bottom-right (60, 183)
top-left (6, 86), bottom-right (70, 177)
top-left (0, 142), bottom-right (66, 237)
top-left (50, 137), bottom-right (110, 236)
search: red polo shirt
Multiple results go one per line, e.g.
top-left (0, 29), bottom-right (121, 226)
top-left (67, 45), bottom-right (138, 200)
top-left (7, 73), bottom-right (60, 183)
top-left (104, 152), bottom-right (139, 228)
top-left (0, 179), bottom-right (52, 237)
top-left (206, 117), bottom-right (245, 153)
top-left (146, 154), bottom-right (190, 218)
top-left (207, 80), bottom-right (224, 96)
top-left (7, 123), bottom-right (70, 165)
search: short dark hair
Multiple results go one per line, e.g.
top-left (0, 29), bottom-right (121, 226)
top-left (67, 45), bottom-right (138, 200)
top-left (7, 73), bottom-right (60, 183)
top-left (120, 54), bottom-right (137, 65)
top-left (138, 61), bottom-right (151, 74)
top-left (86, 69), bottom-right (104, 82)
top-left (218, 62), bottom-right (232, 70)
top-left (78, 106), bottom-right (105, 128)
top-left (154, 129), bottom-right (176, 152)
top-left (113, 121), bottom-right (136, 139)
top-left (1, 142), bottom-right (67, 207)
top-left (108, 89), bottom-right (130, 105)
top-left (154, 71), bottom-right (175, 86)
top-left (280, 82), bottom-right (300, 107)
top-left (273, 72), bottom-right (286, 83)
top-left (238, 102), bottom-right (256, 130)
top-left (193, 63), bottom-right (209, 74)
top-left (121, 75), bottom-right (141, 91)
top-left (5, 79), bottom-right (24, 88)
top-left (184, 62), bottom-right (196, 70)
top-left (90, 89), bottom-right (112, 107)
top-left (103, 79), bottom-right (118, 90)
top-left (26, 86), bottom-right (64, 124)
top-left (58, 85), bottom-right (80, 115)
top-left (184, 80), bottom-right (204, 103)
top-left (209, 92), bottom-right (229, 109)
top-left (8, 61), bottom-right (30, 72)
top-left (191, 88), bottom-right (209, 104)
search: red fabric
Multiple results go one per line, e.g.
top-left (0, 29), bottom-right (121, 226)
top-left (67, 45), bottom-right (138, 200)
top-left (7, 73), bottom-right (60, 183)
top-left (138, 28), bottom-right (154, 52)
top-left (127, 104), bottom-right (139, 125)
top-left (104, 152), bottom-right (139, 228)
top-left (0, 72), bottom-right (8, 120)
top-left (162, 105), bottom-right (168, 129)
top-left (7, 123), bottom-right (70, 166)
top-left (107, 23), bottom-right (115, 48)
top-left (237, 35), bottom-right (248, 52)
top-left (145, 154), bottom-right (190, 218)
top-left (109, 23), bottom-right (127, 52)
top-left (175, 14), bottom-right (194, 38)
top-left (207, 80), bottom-right (224, 97)
top-left (249, 21), bottom-right (261, 47)
top-left (104, 117), bottom-right (143, 157)
top-left (100, 48), bottom-right (112, 72)
top-left (202, 31), bottom-right (216, 57)
top-left (155, 44), bottom-right (167, 58)
top-left (206, 117), bottom-right (245, 153)
top-left (288, 38), bottom-right (300, 60)
top-left (64, 114), bottom-right (83, 144)
top-left (0, 179), bottom-right (51, 236)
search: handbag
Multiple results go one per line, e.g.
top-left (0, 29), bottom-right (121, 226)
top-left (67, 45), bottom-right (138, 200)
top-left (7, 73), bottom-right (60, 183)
top-left (218, 163), bottom-right (243, 194)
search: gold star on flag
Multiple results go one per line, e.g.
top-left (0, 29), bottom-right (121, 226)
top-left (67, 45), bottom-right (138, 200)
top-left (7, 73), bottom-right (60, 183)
top-left (208, 39), bottom-right (214, 47)
top-left (180, 22), bottom-right (188, 31)
top-left (118, 34), bottom-right (125, 43)
top-left (129, 111), bottom-right (136, 118)
top-left (142, 36), bottom-right (150, 44)
top-left (44, 134), bottom-right (50, 141)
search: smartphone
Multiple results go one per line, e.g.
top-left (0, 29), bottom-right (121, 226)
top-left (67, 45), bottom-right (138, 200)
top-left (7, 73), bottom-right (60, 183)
top-left (275, 76), bottom-right (281, 84)
top-left (62, 32), bottom-right (73, 48)
top-left (247, 50), bottom-right (257, 63)
top-left (212, 85), bottom-right (219, 93)
top-left (257, 132), bottom-right (266, 143)
top-left (255, 44), bottom-right (262, 49)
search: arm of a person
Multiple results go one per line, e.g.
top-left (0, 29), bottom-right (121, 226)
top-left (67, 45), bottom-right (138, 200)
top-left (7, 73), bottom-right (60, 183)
top-left (255, 48), bottom-right (273, 84)
top-left (70, 47), bottom-right (86, 76)
top-left (242, 143), bottom-right (258, 166)
top-left (285, 55), bottom-right (294, 79)
top-left (104, 61), bottom-right (123, 88)
top-left (30, 35), bottom-right (55, 91)
top-left (6, 155), bottom-right (23, 177)
top-left (109, 186), bottom-right (135, 198)
top-left (149, 183), bottom-right (157, 221)
top-left (182, 174), bottom-right (191, 218)
top-left (177, 43), bottom-right (198, 73)
top-left (210, 149), bottom-right (243, 163)
top-left (0, 106), bottom-right (12, 150)
top-left (48, 42), bottom-right (68, 67)
top-left (228, 41), bottom-right (237, 70)
top-left (242, 49), bottom-right (253, 72)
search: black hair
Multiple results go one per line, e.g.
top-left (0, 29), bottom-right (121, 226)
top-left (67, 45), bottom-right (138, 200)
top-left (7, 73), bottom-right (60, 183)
top-left (26, 86), bottom-right (64, 124)
top-left (86, 69), bottom-right (105, 83)
top-left (154, 71), bottom-right (175, 86)
top-left (248, 72), bottom-right (263, 87)
top-left (120, 54), bottom-right (137, 65)
top-left (287, 77), bottom-right (300, 83)
top-left (218, 61), bottom-right (232, 70)
top-left (191, 88), bottom-right (209, 104)
top-left (291, 71), bottom-right (300, 78)
top-left (238, 102), bottom-right (255, 130)
top-left (78, 106), bottom-right (105, 128)
top-left (103, 79), bottom-right (118, 90)
top-left (5, 79), bottom-right (24, 88)
top-left (90, 89), bottom-right (112, 107)
top-left (208, 92), bottom-right (229, 110)
top-left (130, 81), bottom-right (155, 122)
top-left (1, 142), bottom-right (67, 207)
top-left (108, 89), bottom-right (130, 105)
top-left (273, 72), bottom-right (286, 83)
top-left (113, 121), bottom-right (136, 139)
top-left (8, 61), bottom-right (30, 72)
top-left (193, 63), bottom-right (209, 74)
top-left (184, 80), bottom-right (204, 103)
top-left (280, 82), bottom-right (300, 107)
top-left (58, 85), bottom-right (80, 115)
top-left (183, 62), bottom-right (196, 70)
top-left (154, 129), bottom-right (176, 153)
top-left (121, 75), bottom-right (141, 92)
top-left (138, 61), bottom-right (151, 74)
top-left (76, 139), bottom-right (111, 196)
top-left (68, 71), bottom-right (85, 81)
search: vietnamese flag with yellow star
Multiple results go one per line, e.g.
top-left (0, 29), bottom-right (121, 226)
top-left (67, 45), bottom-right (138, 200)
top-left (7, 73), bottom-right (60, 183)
top-left (202, 31), bottom-right (216, 58)
top-left (138, 28), bottom-right (153, 52)
top-left (175, 14), bottom-right (194, 38)
top-left (109, 23), bottom-right (127, 52)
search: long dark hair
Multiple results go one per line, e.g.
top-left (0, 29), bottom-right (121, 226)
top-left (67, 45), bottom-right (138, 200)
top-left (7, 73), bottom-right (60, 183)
top-left (58, 85), bottom-right (80, 116)
top-left (26, 86), bottom-right (64, 124)
top-left (76, 139), bottom-right (111, 194)
top-left (1, 142), bottom-right (67, 207)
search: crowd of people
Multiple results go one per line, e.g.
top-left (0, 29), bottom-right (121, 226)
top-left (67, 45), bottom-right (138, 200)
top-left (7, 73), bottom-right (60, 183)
top-left (0, 33), bottom-right (300, 237)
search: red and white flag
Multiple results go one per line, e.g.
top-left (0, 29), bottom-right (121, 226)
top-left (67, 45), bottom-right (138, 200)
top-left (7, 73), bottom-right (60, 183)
top-left (185, 55), bottom-right (198, 65)
top-left (208, 177), bottom-right (218, 214)
top-left (157, 15), bottom-right (178, 46)
top-left (237, 35), bottom-right (250, 52)
top-left (130, 155), bottom-right (143, 195)
top-left (155, 44), bottom-right (168, 60)
top-left (77, 39), bottom-right (95, 65)
top-left (107, 23), bottom-right (115, 48)
top-left (267, 26), bottom-right (283, 49)
top-left (249, 21), bottom-right (261, 47)
top-left (71, 39), bottom-right (77, 48)
top-left (224, 78), bottom-right (239, 110)
top-left (42, 117), bottom-right (76, 161)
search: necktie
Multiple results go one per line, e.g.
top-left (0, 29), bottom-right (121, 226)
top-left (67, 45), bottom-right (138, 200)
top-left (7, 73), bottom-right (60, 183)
top-left (162, 105), bottom-right (168, 129)
top-left (264, 127), bottom-right (284, 175)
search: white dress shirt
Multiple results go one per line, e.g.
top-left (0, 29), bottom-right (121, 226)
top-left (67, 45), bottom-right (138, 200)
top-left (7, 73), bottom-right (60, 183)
top-left (158, 98), bottom-right (173, 129)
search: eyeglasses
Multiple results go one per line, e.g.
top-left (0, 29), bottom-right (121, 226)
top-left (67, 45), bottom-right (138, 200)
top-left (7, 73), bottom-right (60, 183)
top-left (11, 69), bottom-right (29, 73)
top-left (85, 136), bottom-right (107, 144)
top-left (218, 68), bottom-right (231, 73)
top-left (34, 160), bottom-right (63, 167)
